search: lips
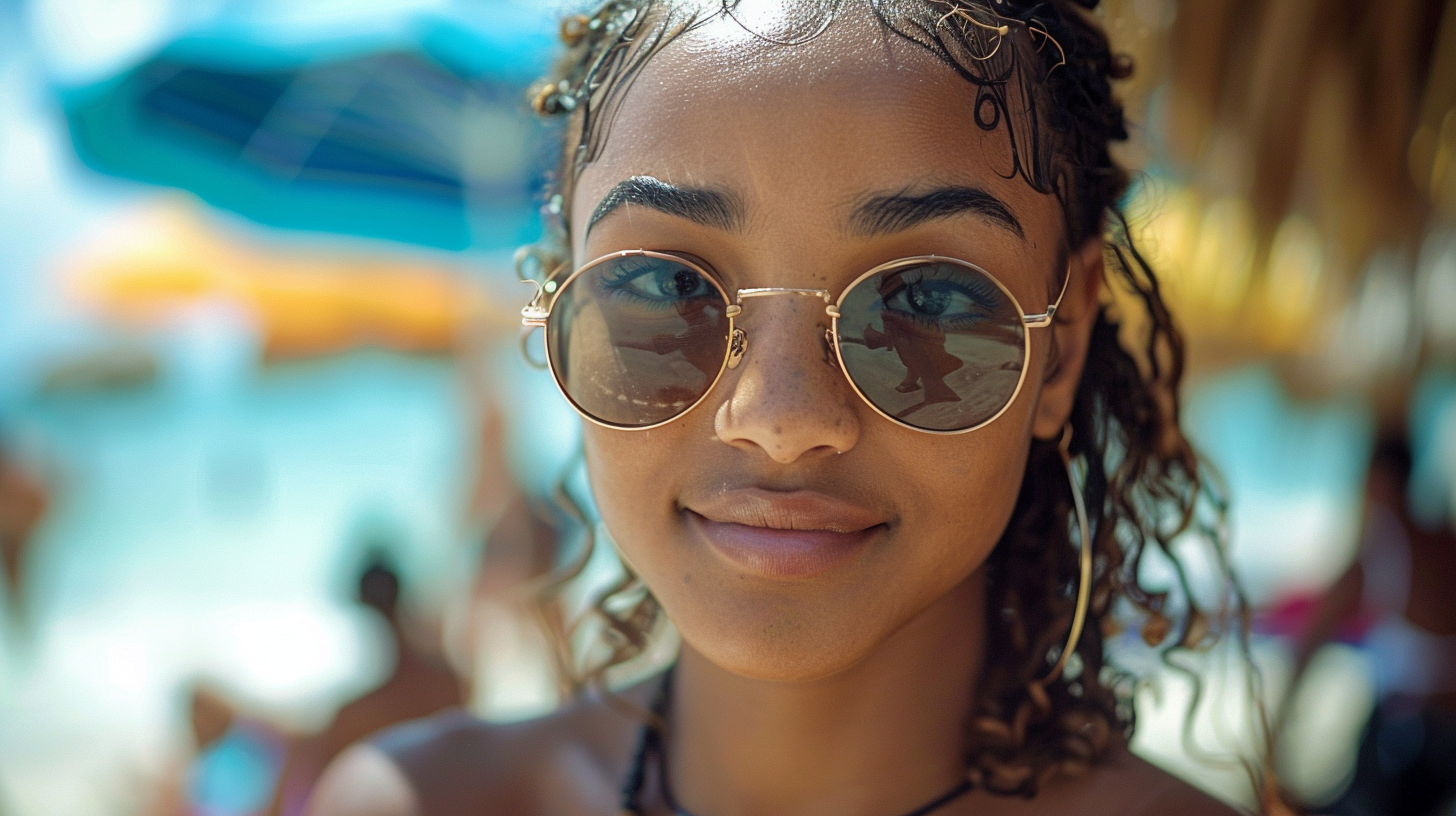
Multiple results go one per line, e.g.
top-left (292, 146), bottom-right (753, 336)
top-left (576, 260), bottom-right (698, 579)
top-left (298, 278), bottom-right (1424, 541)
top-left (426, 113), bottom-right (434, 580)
top-left (684, 488), bottom-right (888, 579)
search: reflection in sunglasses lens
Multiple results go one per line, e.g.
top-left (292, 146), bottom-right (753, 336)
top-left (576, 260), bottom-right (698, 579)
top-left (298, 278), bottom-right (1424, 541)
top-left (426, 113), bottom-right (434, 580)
top-left (836, 261), bottom-right (1025, 432)
top-left (548, 254), bottom-right (731, 427)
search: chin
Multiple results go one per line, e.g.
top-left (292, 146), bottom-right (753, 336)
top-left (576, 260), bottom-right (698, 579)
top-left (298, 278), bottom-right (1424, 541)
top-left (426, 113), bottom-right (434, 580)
top-left (665, 587), bottom-right (896, 684)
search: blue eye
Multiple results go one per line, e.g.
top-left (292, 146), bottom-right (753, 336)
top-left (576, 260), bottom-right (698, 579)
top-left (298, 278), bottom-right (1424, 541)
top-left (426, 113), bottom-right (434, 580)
top-left (905, 282), bottom-right (952, 316)
top-left (598, 257), bottom-right (716, 309)
top-left (880, 268), bottom-right (1001, 330)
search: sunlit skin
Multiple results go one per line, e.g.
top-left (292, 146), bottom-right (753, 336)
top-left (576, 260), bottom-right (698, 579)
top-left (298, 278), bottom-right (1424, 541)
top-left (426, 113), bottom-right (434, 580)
top-left (308, 9), bottom-right (1239, 816)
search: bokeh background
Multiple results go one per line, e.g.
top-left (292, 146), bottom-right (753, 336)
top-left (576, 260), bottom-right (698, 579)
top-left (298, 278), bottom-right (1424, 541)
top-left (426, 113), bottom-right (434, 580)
top-left (0, 0), bottom-right (1453, 814)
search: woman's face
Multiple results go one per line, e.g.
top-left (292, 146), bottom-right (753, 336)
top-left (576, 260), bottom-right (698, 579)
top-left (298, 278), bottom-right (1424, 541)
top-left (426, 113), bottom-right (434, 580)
top-left (568, 11), bottom-right (1099, 682)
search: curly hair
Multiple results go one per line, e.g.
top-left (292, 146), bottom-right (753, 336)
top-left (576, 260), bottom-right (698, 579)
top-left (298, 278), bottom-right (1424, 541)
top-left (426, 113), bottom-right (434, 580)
top-left (516, 0), bottom-right (1258, 800)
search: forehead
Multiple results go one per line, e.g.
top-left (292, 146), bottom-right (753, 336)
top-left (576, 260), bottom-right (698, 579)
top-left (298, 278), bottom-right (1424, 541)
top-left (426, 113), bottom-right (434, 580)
top-left (571, 10), bottom-right (1060, 244)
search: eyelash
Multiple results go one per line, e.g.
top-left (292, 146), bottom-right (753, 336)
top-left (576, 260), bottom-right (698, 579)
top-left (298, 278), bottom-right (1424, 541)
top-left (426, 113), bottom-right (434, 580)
top-left (878, 271), bottom-right (1000, 329)
top-left (598, 258), bottom-right (715, 310)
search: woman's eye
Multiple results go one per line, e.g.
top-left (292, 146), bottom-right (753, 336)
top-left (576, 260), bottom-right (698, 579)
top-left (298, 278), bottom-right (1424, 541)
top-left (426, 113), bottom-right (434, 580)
top-left (906, 283), bottom-right (951, 316)
top-left (652, 267), bottom-right (708, 299)
top-left (883, 279), bottom-right (992, 325)
top-left (600, 259), bottom-right (714, 307)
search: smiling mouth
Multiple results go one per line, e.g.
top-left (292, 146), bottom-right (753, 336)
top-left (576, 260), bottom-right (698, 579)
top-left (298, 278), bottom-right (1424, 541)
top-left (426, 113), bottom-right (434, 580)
top-left (683, 489), bottom-right (888, 579)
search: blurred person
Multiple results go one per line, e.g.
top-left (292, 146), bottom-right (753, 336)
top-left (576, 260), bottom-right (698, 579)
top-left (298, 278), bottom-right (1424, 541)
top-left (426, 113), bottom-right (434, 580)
top-left (453, 368), bottom-right (566, 718)
top-left (1284, 433), bottom-right (1456, 816)
top-left (464, 488), bottom-right (571, 720)
top-left (0, 444), bottom-right (47, 625)
top-left (319, 555), bottom-right (468, 764)
top-left (190, 685), bottom-right (243, 766)
top-left (148, 683), bottom-right (292, 816)
top-left (190, 700), bottom-right (290, 816)
top-left (267, 554), bottom-right (466, 816)
top-left (308, 2), bottom-right (1262, 815)
top-left (471, 491), bottom-right (561, 601)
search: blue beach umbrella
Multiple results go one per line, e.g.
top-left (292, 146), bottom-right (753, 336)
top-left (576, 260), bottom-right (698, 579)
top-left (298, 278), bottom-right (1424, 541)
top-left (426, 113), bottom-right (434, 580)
top-left (60, 7), bottom-right (560, 251)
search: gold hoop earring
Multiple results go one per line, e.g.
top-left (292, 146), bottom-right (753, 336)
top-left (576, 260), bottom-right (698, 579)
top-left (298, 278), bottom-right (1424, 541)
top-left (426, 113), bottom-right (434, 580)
top-left (1040, 424), bottom-right (1092, 684)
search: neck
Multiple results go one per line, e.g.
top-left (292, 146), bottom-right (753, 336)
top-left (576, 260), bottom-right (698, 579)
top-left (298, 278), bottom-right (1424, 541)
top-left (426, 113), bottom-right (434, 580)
top-left (666, 572), bottom-right (986, 816)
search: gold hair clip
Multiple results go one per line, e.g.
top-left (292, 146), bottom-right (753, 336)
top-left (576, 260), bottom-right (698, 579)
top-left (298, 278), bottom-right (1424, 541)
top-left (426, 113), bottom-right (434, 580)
top-left (931, 0), bottom-right (1013, 61)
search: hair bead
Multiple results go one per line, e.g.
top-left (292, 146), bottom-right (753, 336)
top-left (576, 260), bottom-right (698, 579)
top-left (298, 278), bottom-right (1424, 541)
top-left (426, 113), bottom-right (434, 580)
top-left (561, 14), bottom-right (592, 45)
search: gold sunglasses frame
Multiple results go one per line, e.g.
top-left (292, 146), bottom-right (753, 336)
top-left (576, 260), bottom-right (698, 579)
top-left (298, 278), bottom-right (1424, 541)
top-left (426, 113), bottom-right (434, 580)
top-left (522, 249), bottom-right (1072, 435)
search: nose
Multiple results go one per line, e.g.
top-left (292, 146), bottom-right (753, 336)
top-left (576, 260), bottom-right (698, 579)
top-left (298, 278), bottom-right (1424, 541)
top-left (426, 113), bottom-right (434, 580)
top-left (713, 297), bottom-right (860, 464)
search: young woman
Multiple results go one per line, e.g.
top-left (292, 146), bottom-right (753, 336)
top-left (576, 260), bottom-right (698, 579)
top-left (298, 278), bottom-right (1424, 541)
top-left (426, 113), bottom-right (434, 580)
top-left (309, 1), bottom-right (1252, 813)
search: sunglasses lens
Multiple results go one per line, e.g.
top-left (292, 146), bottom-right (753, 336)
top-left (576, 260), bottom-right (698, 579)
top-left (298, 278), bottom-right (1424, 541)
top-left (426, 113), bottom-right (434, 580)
top-left (835, 261), bottom-right (1026, 432)
top-left (547, 254), bottom-right (731, 428)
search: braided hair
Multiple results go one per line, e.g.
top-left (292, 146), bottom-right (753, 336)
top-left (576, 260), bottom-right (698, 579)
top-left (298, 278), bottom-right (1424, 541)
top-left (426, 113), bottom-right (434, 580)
top-left (520, 0), bottom-right (1254, 798)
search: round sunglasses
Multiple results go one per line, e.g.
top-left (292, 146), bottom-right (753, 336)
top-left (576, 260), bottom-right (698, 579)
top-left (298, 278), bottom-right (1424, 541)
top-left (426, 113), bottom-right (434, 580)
top-left (521, 250), bottom-right (1071, 434)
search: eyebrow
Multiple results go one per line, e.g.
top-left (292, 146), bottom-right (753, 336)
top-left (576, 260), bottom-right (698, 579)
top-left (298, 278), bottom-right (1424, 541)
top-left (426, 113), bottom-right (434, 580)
top-left (587, 176), bottom-right (744, 234)
top-left (849, 186), bottom-right (1025, 239)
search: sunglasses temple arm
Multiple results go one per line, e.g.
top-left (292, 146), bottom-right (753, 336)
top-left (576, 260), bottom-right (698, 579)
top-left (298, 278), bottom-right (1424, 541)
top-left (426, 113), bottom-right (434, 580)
top-left (1022, 260), bottom-right (1075, 328)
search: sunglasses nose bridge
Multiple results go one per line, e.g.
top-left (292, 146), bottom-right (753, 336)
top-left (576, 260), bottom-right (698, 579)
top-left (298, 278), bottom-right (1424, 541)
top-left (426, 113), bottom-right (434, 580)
top-left (725, 287), bottom-right (836, 371)
top-left (733, 287), bottom-right (834, 305)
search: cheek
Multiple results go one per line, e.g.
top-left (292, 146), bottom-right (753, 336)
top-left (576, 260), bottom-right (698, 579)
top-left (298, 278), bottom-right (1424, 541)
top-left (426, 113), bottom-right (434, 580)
top-left (890, 415), bottom-right (1032, 573)
top-left (581, 424), bottom-right (682, 571)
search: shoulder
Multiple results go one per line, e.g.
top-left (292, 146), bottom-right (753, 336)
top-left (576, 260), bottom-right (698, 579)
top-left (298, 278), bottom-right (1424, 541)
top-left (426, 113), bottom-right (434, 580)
top-left (306, 691), bottom-right (648, 816)
top-left (1071, 751), bottom-right (1244, 816)
top-left (305, 742), bottom-right (419, 816)
top-left (975, 749), bottom-right (1244, 816)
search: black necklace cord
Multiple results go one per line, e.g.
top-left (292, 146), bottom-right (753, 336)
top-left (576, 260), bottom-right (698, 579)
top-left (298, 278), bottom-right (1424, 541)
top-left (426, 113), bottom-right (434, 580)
top-left (621, 667), bottom-right (975, 816)
top-left (618, 718), bottom-right (656, 813)
top-left (620, 667), bottom-right (675, 815)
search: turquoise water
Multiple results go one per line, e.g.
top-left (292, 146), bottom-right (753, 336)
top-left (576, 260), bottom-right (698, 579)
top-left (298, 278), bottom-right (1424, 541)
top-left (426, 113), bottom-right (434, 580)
top-left (0, 347), bottom-right (473, 814)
